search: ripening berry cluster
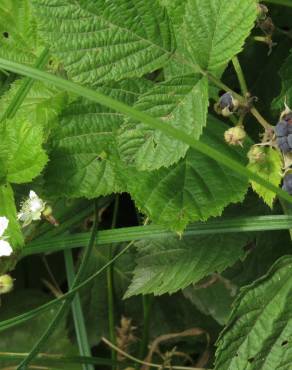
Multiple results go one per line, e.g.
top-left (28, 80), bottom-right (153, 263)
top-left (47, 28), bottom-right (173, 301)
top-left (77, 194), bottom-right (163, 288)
top-left (275, 113), bottom-right (292, 153)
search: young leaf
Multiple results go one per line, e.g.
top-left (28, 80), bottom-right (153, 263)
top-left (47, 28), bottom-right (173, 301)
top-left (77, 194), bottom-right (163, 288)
top-left (0, 0), bottom-right (42, 64)
top-left (183, 0), bottom-right (257, 72)
top-left (0, 184), bottom-right (23, 249)
top-left (126, 116), bottom-right (250, 231)
top-left (118, 74), bottom-right (209, 170)
top-left (32, 0), bottom-right (175, 85)
top-left (215, 256), bottom-right (292, 370)
top-left (125, 232), bottom-right (250, 297)
top-left (247, 147), bottom-right (282, 208)
top-left (45, 80), bottom-right (152, 197)
top-left (2, 117), bottom-right (48, 184)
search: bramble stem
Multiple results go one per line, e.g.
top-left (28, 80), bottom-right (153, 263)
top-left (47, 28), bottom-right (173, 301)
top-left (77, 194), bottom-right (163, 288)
top-left (250, 107), bottom-right (272, 130)
top-left (232, 56), bottom-right (248, 96)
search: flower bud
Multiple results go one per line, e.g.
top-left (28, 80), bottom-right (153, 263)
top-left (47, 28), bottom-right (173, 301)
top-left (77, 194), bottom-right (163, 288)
top-left (247, 146), bottom-right (266, 164)
top-left (224, 126), bottom-right (246, 146)
top-left (43, 205), bottom-right (59, 227)
top-left (0, 274), bottom-right (14, 294)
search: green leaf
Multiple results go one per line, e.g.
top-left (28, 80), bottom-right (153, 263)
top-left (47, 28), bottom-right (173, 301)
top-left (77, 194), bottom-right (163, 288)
top-left (215, 256), bottom-right (292, 370)
top-left (32, 0), bottom-right (175, 85)
top-left (118, 74), bottom-right (209, 170)
top-left (45, 79), bottom-right (151, 197)
top-left (1, 117), bottom-right (48, 184)
top-left (0, 0), bottom-right (42, 64)
top-left (0, 184), bottom-right (23, 249)
top-left (247, 147), bottom-right (282, 208)
top-left (79, 245), bottom-right (132, 345)
top-left (0, 79), bottom-right (68, 134)
top-left (183, 0), bottom-right (257, 72)
top-left (0, 290), bottom-right (82, 370)
top-left (183, 278), bottom-right (237, 326)
top-left (1, 58), bottom-right (291, 205)
top-left (159, 0), bottom-right (186, 27)
top-left (126, 116), bottom-right (250, 231)
top-left (125, 232), bottom-right (250, 297)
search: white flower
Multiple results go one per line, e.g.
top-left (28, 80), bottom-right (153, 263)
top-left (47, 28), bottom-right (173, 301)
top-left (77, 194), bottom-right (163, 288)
top-left (0, 217), bottom-right (13, 257)
top-left (17, 190), bottom-right (46, 227)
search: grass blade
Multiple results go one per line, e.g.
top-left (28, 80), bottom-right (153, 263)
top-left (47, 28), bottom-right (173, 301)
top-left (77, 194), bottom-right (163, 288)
top-left (64, 249), bottom-right (94, 370)
top-left (16, 202), bottom-right (99, 369)
top-left (23, 215), bottom-right (292, 256)
top-left (0, 58), bottom-right (290, 204)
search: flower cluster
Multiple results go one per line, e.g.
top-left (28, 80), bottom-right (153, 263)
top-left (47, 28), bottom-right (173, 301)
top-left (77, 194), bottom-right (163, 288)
top-left (17, 190), bottom-right (46, 227)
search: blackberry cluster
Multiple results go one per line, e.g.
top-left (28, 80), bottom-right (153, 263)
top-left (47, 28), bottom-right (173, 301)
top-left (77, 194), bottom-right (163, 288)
top-left (275, 114), bottom-right (292, 153)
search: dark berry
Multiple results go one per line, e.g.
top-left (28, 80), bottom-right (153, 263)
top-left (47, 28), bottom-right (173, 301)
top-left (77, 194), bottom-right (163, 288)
top-left (277, 137), bottom-right (290, 153)
top-left (287, 124), bottom-right (292, 135)
top-left (283, 174), bottom-right (292, 195)
top-left (283, 112), bottom-right (292, 123)
top-left (288, 134), bottom-right (292, 148)
top-left (274, 120), bottom-right (288, 137)
top-left (219, 92), bottom-right (234, 110)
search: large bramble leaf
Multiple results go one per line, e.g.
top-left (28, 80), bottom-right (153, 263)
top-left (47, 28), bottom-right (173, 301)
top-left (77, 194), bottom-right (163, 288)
top-left (183, 0), bottom-right (257, 72)
top-left (126, 116), bottom-right (250, 231)
top-left (125, 232), bottom-right (250, 297)
top-left (118, 74), bottom-right (209, 170)
top-left (215, 256), bottom-right (292, 370)
top-left (45, 80), bottom-right (152, 197)
top-left (247, 147), bottom-right (282, 208)
top-left (0, 0), bottom-right (42, 64)
top-left (0, 117), bottom-right (48, 184)
top-left (32, 0), bottom-right (175, 85)
top-left (0, 184), bottom-right (23, 250)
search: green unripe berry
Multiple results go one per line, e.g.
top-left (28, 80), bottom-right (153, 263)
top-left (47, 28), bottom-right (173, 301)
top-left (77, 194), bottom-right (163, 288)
top-left (247, 146), bottom-right (266, 164)
top-left (224, 126), bottom-right (246, 146)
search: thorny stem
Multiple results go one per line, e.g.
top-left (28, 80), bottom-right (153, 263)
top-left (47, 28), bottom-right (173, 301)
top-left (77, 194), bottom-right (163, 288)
top-left (102, 337), bottom-right (209, 370)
